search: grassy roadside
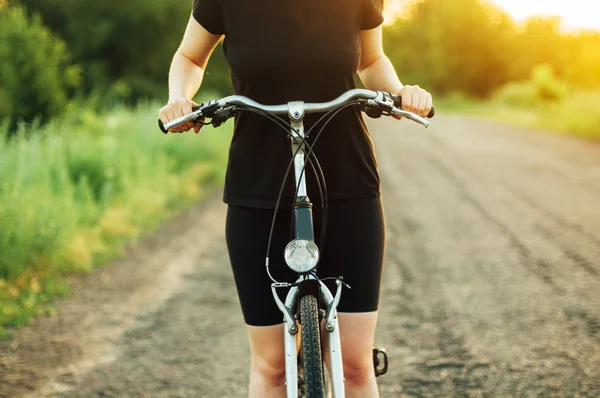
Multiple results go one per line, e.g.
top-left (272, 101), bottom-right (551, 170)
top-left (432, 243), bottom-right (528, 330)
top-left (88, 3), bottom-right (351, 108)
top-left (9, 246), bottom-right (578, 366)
top-left (437, 91), bottom-right (600, 141)
top-left (0, 103), bottom-right (232, 338)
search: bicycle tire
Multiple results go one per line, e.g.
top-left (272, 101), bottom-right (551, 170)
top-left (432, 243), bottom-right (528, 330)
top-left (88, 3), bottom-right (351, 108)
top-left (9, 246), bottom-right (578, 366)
top-left (299, 294), bottom-right (325, 398)
top-left (298, 355), bottom-right (332, 398)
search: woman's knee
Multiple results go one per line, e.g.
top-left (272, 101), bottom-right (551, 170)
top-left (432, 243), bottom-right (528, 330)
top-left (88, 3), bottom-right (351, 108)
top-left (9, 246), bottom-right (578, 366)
top-left (247, 324), bottom-right (287, 385)
top-left (251, 353), bottom-right (286, 384)
top-left (342, 350), bottom-right (375, 385)
top-left (338, 312), bottom-right (379, 386)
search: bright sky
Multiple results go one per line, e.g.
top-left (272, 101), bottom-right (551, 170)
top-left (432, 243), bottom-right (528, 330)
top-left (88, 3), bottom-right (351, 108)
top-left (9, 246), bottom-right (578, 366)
top-left (384, 1), bottom-right (600, 32)
top-left (491, 0), bottom-right (600, 31)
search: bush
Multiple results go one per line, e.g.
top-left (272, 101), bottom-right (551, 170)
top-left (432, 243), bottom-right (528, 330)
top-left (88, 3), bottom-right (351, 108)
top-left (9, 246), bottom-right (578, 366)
top-left (493, 63), bottom-right (566, 107)
top-left (0, 5), bottom-right (80, 130)
top-left (17, 0), bottom-right (232, 102)
top-left (541, 91), bottom-right (600, 139)
top-left (492, 81), bottom-right (539, 108)
top-left (530, 63), bottom-right (566, 102)
top-left (0, 101), bottom-right (230, 282)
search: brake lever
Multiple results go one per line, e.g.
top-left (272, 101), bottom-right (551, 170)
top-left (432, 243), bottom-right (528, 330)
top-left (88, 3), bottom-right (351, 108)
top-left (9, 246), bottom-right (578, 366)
top-left (363, 97), bottom-right (393, 118)
top-left (361, 102), bottom-right (384, 119)
top-left (391, 108), bottom-right (430, 128)
top-left (211, 106), bottom-right (240, 127)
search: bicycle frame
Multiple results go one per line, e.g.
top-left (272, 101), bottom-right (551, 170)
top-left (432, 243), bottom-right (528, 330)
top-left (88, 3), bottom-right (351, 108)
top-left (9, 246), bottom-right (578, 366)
top-left (269, 101), bottom-right (346, 398)
top-left (159, 89), bottom-right (434, 397)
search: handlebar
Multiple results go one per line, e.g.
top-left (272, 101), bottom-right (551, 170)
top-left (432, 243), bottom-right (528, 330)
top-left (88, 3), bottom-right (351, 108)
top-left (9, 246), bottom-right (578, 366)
top-left (158, 89), bottom-right (434, 133)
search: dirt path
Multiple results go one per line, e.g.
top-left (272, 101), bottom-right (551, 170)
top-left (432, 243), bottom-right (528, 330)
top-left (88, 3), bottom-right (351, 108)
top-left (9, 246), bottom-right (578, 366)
top-left (1, 115), bottom-right (599, 397)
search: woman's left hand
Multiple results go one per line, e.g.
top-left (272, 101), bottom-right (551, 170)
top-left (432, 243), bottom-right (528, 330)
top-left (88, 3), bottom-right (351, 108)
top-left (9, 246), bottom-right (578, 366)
top-left (397, 85), bottom-right (433, 119)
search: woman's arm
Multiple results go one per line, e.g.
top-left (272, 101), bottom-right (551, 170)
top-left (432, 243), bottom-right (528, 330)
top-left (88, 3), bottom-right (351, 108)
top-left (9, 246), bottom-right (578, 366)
top-left (357, 26), bottom-right (432, 118)
top-left (159, 14), bottom-right (222, 133)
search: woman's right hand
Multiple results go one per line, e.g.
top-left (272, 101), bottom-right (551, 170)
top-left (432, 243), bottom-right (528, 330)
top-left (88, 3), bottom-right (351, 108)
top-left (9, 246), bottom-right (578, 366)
top-left (158, 98), bottom-right (203, 133)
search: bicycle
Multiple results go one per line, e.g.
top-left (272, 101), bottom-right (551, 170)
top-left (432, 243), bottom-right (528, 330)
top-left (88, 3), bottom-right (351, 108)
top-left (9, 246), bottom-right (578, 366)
top-left (159, 88), bottom-right (434, 397)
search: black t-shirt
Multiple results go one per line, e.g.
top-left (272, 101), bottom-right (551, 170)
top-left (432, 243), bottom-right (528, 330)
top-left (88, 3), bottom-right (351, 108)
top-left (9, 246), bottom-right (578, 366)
top-left (192, 0), bottom-right (384, 209)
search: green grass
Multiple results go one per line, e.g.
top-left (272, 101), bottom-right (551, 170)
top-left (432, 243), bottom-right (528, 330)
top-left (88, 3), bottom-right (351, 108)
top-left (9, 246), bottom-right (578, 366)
top-left (0, 102), bottom-right (232, 337)
top-left (437, 91), bottom-right (600, 141)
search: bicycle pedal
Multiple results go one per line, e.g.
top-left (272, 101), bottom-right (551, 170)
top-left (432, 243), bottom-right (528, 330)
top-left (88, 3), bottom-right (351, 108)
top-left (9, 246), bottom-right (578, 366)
top-left (373, 347), bottom-right (388, 377)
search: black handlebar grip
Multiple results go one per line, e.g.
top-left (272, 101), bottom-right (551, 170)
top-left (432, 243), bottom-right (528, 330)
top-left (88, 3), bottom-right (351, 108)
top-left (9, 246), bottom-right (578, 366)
top-left (390, 94), bottom-right (435, 118)
top-left (158, 105), bottom-right (203, 134)
top-left (158, 118), bottom-right (168, 134)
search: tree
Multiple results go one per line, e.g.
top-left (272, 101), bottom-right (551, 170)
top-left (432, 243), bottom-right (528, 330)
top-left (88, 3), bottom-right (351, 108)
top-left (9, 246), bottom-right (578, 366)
top-left (0, 4), bottom-right (80, 128)
top-left (17, 0), bottom-right (232, 102)
top-left (384, 0), bottom-right (516, 97)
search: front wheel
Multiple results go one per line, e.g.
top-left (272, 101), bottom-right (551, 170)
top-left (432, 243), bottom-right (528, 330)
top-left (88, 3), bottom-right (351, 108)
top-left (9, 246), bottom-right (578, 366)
top-left (300, 294), bottom-right (325, 398)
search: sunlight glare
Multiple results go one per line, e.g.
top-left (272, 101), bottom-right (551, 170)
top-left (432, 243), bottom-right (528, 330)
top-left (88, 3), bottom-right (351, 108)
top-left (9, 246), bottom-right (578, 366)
top-left (489, 0), bottom-right (599, 31)
top-left (384, 0), bottom-right (600, 31)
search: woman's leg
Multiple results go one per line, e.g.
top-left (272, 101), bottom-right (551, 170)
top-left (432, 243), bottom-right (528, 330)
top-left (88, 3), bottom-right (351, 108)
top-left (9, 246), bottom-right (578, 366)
top-left (247, 324), bottom-right (287, 398)
top-left (319, 197), bottom-right (385, 397)
top-left (226, 205), bottom-right (297, 397)
top-left (338, 312), bottom-right (379, 397)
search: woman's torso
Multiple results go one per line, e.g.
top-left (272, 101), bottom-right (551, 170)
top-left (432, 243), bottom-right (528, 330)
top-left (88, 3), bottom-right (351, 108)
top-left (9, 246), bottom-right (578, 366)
top-left (194, 0), bottom-right (384, 208)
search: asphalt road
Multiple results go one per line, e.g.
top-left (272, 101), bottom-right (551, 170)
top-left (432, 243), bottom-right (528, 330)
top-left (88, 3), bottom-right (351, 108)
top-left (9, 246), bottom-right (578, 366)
top-left (1, 115), bottom-right (599, 397)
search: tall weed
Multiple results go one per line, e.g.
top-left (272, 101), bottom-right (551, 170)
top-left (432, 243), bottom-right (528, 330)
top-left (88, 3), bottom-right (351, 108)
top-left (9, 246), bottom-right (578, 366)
top-left (0, 102), bottom-right (231, 333)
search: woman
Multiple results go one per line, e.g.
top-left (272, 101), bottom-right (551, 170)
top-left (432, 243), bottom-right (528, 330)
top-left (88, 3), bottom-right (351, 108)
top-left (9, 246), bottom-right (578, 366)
top-left (158, 0), bottom-right (433, 396)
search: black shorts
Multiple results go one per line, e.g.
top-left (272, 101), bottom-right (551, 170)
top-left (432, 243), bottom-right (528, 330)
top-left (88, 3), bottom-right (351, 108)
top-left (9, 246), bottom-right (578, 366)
top-left (225, 197), bottom-right (385, 326)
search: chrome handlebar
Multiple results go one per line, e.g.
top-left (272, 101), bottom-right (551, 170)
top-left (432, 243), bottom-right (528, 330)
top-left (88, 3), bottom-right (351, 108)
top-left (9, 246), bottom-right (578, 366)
top-left (158, 89), bottom-right (434, 133)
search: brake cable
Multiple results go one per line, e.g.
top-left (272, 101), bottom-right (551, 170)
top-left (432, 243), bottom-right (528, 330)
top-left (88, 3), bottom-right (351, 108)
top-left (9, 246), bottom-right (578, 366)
top-left (248, 100), bottom-right (365, 283)
top-left (200, 99), bottom-right (371, 284)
